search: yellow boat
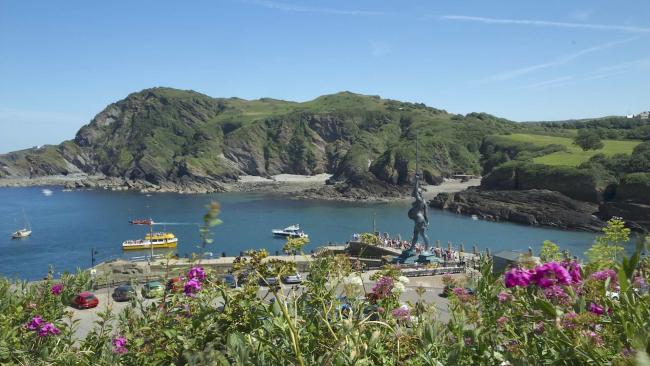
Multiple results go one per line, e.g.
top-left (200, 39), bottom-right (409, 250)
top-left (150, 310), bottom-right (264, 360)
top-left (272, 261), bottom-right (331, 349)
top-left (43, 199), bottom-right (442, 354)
top-left (122, 232), bottom-right (178, 250)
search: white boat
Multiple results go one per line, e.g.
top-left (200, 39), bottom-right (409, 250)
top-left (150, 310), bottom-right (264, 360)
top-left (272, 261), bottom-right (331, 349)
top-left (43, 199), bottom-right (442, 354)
top-left (272, 224), bottom-right (308, 239)
top-left (12, 210), bottom-right (32, 239)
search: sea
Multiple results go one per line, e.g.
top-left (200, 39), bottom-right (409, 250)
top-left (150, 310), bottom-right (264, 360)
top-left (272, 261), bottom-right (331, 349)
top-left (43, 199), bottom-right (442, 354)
top-left (0, 186), bottom-right (599, 280)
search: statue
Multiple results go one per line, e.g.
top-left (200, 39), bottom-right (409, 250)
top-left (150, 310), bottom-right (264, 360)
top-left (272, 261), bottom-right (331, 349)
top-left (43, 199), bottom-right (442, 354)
top-left (404, 136), bottom-right (429, 256)
top-left (407, 171), bottom-right (430, 250)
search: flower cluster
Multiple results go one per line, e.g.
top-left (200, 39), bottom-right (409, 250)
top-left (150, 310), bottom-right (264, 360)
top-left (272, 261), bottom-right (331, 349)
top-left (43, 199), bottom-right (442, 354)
top-left (112, 336), bottom-right (128, 354)
top-left (497, 291), bottom-right (513, 303)
top-left (371, 276), bottom-right (394, 299)
top-left (590, 269), bottom-right (617, 284)
top-left (391, 305), bottom-right (410, 321)
top-left (505, 261), bottom-right (581, 289)
top-left (187, 266), bottom-right (206, 281)
top-left (25, 315), bottom-right (60, 337)
top-left (184, 278), bottom-right (201, 297)
top-left (50, 283), bottom-right (63, 295)
top-left (543, 285), bottom-right (570, 304)
top-left (184, 266), bottom-right (206, 296)
top-left (504, 268), bottom-right (532, 288)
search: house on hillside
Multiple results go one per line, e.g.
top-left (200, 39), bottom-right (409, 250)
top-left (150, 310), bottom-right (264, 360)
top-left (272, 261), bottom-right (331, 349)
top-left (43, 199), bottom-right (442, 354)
top-left (638, 111), bottom-right (650, 119)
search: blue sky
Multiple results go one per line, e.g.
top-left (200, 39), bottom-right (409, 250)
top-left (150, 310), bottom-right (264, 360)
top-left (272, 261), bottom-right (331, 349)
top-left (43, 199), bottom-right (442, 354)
top-left (1, 0), bottom-right (649, 152)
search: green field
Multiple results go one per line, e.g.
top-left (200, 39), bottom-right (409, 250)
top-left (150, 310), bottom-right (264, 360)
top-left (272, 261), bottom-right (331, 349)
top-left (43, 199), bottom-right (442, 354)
top-left (503, 133), bottom-right (640, 166)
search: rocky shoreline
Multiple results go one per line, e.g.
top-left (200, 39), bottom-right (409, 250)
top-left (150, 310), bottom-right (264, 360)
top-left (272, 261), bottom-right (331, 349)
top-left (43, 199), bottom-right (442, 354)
top-left (430, 188), bottom-right (606, 232)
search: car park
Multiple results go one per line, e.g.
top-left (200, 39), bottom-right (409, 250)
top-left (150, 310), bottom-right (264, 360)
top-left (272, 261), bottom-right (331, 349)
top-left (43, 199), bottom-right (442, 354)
top-left (112, 284), bottom-right (135, 302)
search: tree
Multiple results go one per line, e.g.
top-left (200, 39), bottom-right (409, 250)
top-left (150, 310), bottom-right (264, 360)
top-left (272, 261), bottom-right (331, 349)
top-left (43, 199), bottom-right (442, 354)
top-left (573, 129), bottom-right (604, 151)
top-left (283, 236), bottom-right (309, 256)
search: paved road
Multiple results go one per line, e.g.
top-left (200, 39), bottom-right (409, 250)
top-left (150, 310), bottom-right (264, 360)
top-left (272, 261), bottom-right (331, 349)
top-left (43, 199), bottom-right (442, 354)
top-left (66, 275), bottom-right (452, 340)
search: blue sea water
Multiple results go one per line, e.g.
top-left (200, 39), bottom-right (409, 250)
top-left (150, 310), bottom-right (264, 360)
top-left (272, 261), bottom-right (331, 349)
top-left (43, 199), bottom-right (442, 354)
top-left (0, 187), bottom-right (598, 280)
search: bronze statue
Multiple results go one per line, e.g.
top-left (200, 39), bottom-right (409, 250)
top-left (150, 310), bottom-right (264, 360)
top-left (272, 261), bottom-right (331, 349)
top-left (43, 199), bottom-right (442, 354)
top-left (408, 171), bottom-right (429, 249)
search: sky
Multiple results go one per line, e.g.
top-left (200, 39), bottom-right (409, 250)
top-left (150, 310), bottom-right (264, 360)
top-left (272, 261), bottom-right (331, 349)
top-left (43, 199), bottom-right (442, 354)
top-left (1, 0), bottom-right (649, 153)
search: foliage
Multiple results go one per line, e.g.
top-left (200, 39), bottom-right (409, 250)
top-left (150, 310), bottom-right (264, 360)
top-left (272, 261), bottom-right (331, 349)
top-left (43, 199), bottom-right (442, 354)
top-left (574, 129), bottom-right (605, 151)
top-left (283, 236), bottom-right (310, 255)
top-left (586, 217), bottom-right (631, 271)
top-left (358, 232), bottom-right (381, 245)
top-left (539, 240), bottom-right (562, 262)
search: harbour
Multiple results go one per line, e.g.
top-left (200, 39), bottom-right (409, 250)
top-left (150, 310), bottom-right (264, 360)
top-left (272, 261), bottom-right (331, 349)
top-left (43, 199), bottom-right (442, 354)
top-left (0, 186), bottom-right (598, 280)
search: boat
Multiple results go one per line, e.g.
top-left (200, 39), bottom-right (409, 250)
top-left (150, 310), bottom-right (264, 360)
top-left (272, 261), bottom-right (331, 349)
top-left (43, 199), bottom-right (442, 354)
top-left (129, 218), bottom-right (154, 225)
top-left (122, 232), bottom-right (178, 250)
top-left (12, 210), bottom-right (32, 239)
top-left (272, 224), bottom-right (308, 239)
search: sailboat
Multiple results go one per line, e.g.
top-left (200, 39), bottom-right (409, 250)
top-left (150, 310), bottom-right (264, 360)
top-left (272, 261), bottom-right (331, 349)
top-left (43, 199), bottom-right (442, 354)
top-left (12, 210), bottom-right (32, 239)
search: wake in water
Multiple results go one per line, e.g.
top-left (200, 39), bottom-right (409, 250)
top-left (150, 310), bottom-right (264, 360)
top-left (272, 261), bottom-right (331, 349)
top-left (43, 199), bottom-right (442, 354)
top-left (153, 222), bottom-right (200, 226)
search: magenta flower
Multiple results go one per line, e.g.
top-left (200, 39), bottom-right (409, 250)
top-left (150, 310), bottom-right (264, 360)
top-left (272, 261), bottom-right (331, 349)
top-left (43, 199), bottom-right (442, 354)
top-left (26, 315), bottom-right (43, 330)
top-left (391, 305), bottom-right (410, 321)
top-left (582, 330), bottom-right (604, 346)
top-left (187, 266), bottom-right (206, 281)
top-left (543, 285), bottom-right (570, 304)
top-left (590, 269), bottom-right (617, 284)
top-left (562, 311), bottom-right (577, 329)
top-left (504, 268), bottom-right (532, 288)
top-left (530, 262), bottom-right (572, 288)
top-left (497, 291), bottom-right (513, 303)
top-left (37, 323), bottom-right (60, 337)
top-left (51, 283), bottom-right (63, 295)
top-left (184, 278), bottom-right (201, 296)
top-left (588, 302), bottom-right (604, 316)
top-left (633, 276), bottom-right (646, 289)
top-left (112, 336), bottom-right (128, 354)
top-left (562, 261), bottom-right (582, 284)
top-left (371, 277), bottom-right (394, 299)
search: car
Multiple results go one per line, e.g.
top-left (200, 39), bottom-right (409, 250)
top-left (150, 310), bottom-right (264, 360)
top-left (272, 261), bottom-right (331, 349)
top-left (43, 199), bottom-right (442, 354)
top-left (259, 276), bottom-right (280, 287)
top-left (440, 285), bottom-right (454, 297)
top-left (281, 273), bottom-right (302, 284)
top-left (112, 284), bottom-right (135, 302)
top-left (166, 276), bottom-right (185, 293)
top-left (220, 274), bottom-right (237, 288)
top-left (142, 281), bottom-right (165, 298)
top-left (73, 291), bottom-right (99, 309)
top-left (236, 271), bottom-right (251, 286)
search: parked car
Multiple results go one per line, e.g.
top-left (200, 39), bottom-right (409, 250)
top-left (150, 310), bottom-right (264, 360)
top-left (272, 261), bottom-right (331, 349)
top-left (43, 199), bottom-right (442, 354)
top-left (73, 291), bottom-right (99, 309)
top-left (281, 273), bottom-right (302, 284)
top-left (166, 276), bottom-right (184, 293)
top-left (259, 276), bottom-right (280, 288)
top-left (221, 274), bottom-right (237, 288)
top-left (112, 284), bottom-right (135, 302)
top-left (142, 281), bottom-right (165, 298)
top-left (236, 271), bottom-right (251, 286)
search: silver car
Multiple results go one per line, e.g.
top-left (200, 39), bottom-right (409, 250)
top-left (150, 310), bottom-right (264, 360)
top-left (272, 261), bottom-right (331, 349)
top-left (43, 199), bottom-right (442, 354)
top-left (282, 273), bottom-right (302, 284)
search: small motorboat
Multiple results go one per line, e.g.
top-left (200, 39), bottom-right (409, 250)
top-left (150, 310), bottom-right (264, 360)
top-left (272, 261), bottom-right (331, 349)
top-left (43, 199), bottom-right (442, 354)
top-left (129, 218), bottom-right (154, 225)
top-left (272, 224), bottom-right (308, 239)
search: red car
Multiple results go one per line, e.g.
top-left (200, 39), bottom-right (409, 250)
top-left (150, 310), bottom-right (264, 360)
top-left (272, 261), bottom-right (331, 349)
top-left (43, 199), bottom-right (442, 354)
top-left (73, 291), bottom-right (99, 309)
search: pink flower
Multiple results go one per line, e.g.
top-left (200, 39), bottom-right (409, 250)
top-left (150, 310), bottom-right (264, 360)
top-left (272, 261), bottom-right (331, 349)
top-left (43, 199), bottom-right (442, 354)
top-left (391, 305), bottom-right (410, 321)
top-left (112, 336), bottom-right (128, 354)
top-left (187, 267), bottom-right (206, 281)
top-left (26, 315), bottom-right (43, 331)
top-left (497, 291), bottom-right (513, 303)
top-left (590, 269), bottom-right (617, 284)
top-left (562, 261), bottom-right (582, 284)
top-left (562, 311), bottom-right (578, 329)
top-left (533, 322), bottom-right (544, 334)
top-left (633, 276), bottom-right (646, 289)
top-left (51, 283), bottom-right (63, 295)
top-left (497, 316), bottom-right (509, 327)
top-left (544, 285), bottom-right (570, 304)
top-left (504, 268), bottom-right (532, 288)
top-left (371, 277), bottom-right (394, 299)
top-left (588, 302), bottom-right (604, 316)
top-left (582, 330), bottom-right (604, 346)
top-left (530, 262), bottom-right (571, 288)
top-left (37, 323), bottom-right (60, 337)
top-left (184, 278), bottom-right (201, 296)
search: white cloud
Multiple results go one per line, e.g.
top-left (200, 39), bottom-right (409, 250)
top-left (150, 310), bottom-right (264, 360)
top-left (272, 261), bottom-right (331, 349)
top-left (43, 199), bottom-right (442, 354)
top-left (482, 37), bottom-right (638, 82)
top-left (441, 15), bottom-right (650, 33)
top-left (245, 0), bottom-right (383, 16)
top-left (569, 10), bottom-right (593, 22)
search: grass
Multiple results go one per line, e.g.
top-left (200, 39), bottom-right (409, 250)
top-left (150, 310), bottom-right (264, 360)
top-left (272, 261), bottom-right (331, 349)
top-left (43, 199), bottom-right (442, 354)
top-left (502, 133), bottom-right (640, 166)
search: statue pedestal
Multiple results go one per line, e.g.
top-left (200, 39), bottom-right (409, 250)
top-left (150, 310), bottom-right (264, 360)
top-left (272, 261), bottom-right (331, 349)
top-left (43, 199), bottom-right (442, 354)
top-left (392, 249), bottom-right (437, 265)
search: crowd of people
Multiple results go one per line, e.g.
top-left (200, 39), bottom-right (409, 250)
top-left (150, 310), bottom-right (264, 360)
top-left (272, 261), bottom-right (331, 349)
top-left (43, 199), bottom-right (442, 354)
top-left (351, 232), bottom-right (464, 261)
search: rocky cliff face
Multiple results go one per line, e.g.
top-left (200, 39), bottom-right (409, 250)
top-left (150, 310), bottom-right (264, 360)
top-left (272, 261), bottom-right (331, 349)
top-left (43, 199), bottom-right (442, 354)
top-left (0, 88), bottom-right (515, 194)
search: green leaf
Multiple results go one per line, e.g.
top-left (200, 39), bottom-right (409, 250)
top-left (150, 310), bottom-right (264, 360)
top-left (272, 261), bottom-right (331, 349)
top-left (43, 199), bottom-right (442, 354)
top-left (535, 299), bottom-right (557, 317)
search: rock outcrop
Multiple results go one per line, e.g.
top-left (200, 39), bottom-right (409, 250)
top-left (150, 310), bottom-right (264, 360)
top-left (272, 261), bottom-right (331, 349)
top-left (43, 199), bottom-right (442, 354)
top-left (431, 188), bottom-right (605, 231)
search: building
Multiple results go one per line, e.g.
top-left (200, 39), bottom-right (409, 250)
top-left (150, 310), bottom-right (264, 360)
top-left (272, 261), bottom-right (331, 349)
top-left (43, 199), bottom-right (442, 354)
top-left (492, 250), bottom-right (540, 274)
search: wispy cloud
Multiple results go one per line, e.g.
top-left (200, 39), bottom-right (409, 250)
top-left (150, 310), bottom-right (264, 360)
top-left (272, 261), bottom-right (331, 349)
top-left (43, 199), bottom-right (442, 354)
top-left (569, 10), bottom-right (593, 22)
top-left (441, 15), bottom-right (650, 33)
top-left (482, 37), bottom-right (638, 82)
top-left (244, 0), bottom-right (383, 16)
top-left (523, 56), bottom-right (650, 90)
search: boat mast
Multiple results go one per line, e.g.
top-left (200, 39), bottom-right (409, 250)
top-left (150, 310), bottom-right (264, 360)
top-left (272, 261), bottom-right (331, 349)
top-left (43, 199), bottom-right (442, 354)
top-left (22, 209), bottom-right (30, 230)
